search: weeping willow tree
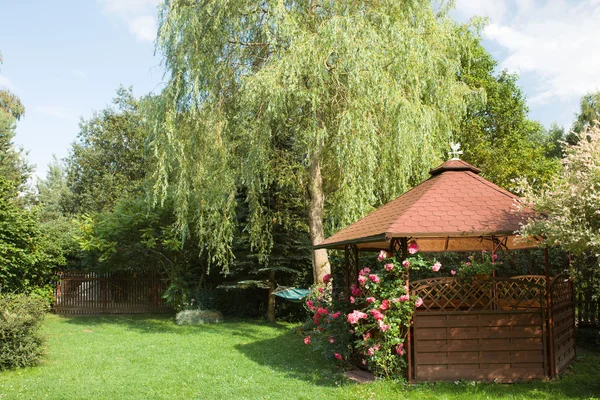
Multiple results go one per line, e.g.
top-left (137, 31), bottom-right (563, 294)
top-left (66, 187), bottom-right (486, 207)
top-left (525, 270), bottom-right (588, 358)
top-left (149, 0), bottom-right (482, 282)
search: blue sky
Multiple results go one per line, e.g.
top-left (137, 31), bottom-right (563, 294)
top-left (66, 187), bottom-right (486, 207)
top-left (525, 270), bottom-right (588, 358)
top-left (1, 0), bottom-right (599, 179)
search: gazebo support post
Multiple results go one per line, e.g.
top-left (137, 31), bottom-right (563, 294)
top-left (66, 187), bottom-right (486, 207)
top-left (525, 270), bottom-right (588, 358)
top-left (545, 247), bottom-right (556, 378)
top-left (397, 238), bottom-right (414, 382)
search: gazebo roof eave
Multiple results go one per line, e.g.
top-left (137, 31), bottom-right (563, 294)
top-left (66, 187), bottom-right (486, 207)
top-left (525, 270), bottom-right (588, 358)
top-left (315, 231), bottom-right (540, 251)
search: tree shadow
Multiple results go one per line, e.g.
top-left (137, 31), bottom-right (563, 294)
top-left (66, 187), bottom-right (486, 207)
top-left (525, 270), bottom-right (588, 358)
top-left (235, 329), bottom-right (353, 388)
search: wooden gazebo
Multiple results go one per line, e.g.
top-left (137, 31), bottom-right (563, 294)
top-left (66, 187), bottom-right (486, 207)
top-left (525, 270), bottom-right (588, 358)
top-left (316, 159), bottom-right (576, 382)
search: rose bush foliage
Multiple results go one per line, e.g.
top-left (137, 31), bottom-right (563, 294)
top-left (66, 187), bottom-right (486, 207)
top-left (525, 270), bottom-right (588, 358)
top-left (302, 245), bottom-right (443, 379)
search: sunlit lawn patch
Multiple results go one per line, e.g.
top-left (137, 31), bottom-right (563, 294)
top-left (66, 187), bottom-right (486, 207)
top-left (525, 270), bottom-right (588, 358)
top-left (0, 314), bottom-right (598, 399)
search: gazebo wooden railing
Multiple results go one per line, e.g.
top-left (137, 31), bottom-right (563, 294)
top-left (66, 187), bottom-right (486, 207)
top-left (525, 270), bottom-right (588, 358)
top-left (409, 275), bottom-right (575, 382)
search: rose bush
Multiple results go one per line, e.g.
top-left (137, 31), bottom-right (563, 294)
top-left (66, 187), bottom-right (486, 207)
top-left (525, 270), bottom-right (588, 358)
top-left (302, 243), bottom-right (442, 379)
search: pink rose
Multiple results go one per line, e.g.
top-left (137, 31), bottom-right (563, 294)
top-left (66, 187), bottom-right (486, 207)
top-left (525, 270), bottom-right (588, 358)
top-left (351, 287), bottom-right (362, 297)
top-left (396, 343), bottom-right (404, 355)
top-left (347, 310), bottom-right (368, 324)
top-left (384, 263), bottom-right (394, 272)
top-left (408, 241), bottom-right (419, 254)
top-left (317, 307), bottom-right (328, 315)
top-left (391, 297), bottom-right (400, 303)
top-left (358, 275), bottom-right (367, 286)
top-left (318, 287), bottom-right (324, 293)
top-left (377, 250), bottom-right (388, 261)
top-left (359, 267), bottom-right (371, 276)
top-left (329, 337), bottom-right (335, 344)
top-left (306, 300), bottom-right (314, 310)
top-left (334, 353), bottom-right (343, 360)
top-left (482, 249), bottom-right (487, 254)
top-left (323, 273), bottom-right (332, 284)
top-left (466, 262), bottom-right (471, 266)
top-left (380, 299), bottom-right (389, 310)
top-left (331, 311), bottom-right (341, 319)
top-left (399, 294), bottom-right (409, 302)
top-left (415, 297), bottom-right (423, 307)
top-left (366, 297), bottom-right (376, 303)
top-left (304, 336), bottom-right (311, 345)
top-left (451, 270), bottom-right (456, 276)
top-left (368, 347), bottom-right (375, 356)
top-left (313, 314), bottom-right (320, 325)
top-left (432, 261), bottom-right (442, 272)
top-left (369, 274), bottom-right (380, 283)
top-left (378, 320), bottom-right (391, 332)
top-left (369, 309), bottom-right (384, 321)
top-left (350, 296), bottom-right (355, 304)
top-left (492, 253), bottom-right (498, 261)
top-left (402, 260), bottom-right (410, 268)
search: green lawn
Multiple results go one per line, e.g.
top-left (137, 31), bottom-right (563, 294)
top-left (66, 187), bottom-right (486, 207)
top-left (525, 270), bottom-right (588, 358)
top-left (0, 315), bottom-right (598, 399)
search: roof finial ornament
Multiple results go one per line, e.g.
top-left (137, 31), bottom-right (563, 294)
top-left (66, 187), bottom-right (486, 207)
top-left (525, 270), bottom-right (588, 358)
top-left (449, 142), bottom-right (463, 160)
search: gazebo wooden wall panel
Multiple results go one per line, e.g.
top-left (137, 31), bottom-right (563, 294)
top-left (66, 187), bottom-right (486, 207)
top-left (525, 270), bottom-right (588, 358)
top-left (413, 311), bottom-right (546, 382)
top-left (54, 271), bottom-right (172, 314)
top-left (549, 277), bottom-right (576, 375)
top-left (411, 277), bottom-right (548, 382)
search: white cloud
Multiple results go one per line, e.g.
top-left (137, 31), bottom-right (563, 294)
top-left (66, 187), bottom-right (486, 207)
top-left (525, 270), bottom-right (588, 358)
top-left (36, 106), bottom-right (78, 122)
top-left (72, 69), bottom-right (86, 78)
top-left (99, 0), bottom-right (159, 42)
top-left (128, 15), bottom-right (156, 42)
top-left (454, 0), bottom-right (508, 23)
top-left (457, 0), bottom-right (600, 105)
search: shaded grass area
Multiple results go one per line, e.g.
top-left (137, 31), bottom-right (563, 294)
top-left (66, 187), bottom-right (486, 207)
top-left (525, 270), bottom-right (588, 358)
top-left (0, 314), bottom-right (598, 399)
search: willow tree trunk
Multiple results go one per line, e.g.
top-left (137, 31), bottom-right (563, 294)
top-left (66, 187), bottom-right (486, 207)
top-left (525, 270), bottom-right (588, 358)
top-left (308, 151), bottom-right (330, 284)
top-left (267, 270), bottom-right (276, 323)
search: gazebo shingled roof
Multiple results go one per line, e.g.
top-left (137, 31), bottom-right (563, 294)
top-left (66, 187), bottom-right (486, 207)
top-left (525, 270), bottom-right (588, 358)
top-left (316, 159), bottom-right (538, 252)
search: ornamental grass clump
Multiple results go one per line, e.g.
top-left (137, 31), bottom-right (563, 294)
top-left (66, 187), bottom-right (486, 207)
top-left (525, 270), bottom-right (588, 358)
top-left (0, 293), bottom-right (48, 370)
top-left (175, 309), bottom-right (223, 325)
top-left (302, 243), bottom-right (442, 379)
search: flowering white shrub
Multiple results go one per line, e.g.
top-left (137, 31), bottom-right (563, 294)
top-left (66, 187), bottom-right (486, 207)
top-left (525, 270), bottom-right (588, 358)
top-left (518, 123), bottom-right (600, 254)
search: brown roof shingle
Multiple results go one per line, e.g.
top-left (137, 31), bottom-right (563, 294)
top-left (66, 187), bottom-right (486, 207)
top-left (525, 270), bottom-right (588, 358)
top-left (317, 159), bottom-right (536, 250)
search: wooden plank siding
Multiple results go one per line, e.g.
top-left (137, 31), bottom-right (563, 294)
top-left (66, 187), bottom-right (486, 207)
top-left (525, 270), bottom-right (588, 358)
top-left (413, 311), bottom-right (546, 382)
top-left (550, 277), bottom-right (576, 375)
top-left (54, 271), bottom-right (172, 314)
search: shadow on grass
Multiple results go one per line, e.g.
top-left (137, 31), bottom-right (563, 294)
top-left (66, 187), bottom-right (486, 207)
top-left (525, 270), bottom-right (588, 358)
top-left (234, 329), bottom-right (351, 388)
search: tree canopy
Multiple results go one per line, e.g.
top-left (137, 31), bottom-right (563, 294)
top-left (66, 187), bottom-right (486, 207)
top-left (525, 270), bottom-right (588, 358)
top-left (151, 0), bottom-right (484, 280)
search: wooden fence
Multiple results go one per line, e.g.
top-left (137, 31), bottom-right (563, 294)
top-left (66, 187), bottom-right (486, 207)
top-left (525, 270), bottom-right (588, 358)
top-left (54, 271), bottom-right (172, 314)
top-left (576, 292), bottom-right (600, 327)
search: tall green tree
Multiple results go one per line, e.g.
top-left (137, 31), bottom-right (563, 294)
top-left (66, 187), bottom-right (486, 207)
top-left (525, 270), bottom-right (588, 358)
top-left (457, 34), bottom-right (559, 190)
top-left (0, 56), bottom-right (31, 195)
top-left (66, 86), bottom-right (147, 214)
top-left (37, 158), bottom-right (80, 270)
top-left (150, 0), bottom-right (481, 282)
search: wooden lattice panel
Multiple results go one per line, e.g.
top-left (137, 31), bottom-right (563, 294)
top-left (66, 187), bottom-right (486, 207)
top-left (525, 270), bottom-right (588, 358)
top-left (410, 277), bottom-right (545, 313)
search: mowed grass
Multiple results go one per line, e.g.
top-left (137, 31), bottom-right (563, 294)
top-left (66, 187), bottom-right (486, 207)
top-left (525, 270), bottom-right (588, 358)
top-left (0, 315), bottom-right (599, 399)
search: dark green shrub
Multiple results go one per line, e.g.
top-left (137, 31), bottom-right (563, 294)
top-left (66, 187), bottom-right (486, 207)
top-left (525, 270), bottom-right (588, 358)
top-left (0, 293), bottom-right (48, 370)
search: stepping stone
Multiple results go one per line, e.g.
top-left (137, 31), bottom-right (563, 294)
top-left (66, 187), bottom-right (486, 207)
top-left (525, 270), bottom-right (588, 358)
top-left (345, 368), bottom-right (376, 383)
